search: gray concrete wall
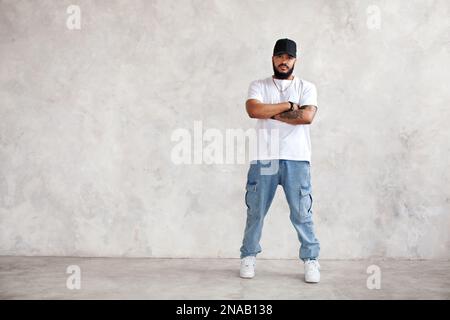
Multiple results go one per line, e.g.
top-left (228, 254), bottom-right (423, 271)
top-left (1, 0), bottom-right (449, 259)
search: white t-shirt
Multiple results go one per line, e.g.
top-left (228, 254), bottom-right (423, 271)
top-left (247, 75), bottom-right (318, 163)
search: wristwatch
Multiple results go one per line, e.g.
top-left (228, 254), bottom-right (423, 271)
top-left (288, 101), bottom-right (295, 111)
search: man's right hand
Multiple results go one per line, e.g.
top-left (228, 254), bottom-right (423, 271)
top-left (246, 100), bottom-right (293, 119)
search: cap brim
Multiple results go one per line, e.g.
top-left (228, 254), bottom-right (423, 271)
top-left (273, 51), bottom-right (296, 58)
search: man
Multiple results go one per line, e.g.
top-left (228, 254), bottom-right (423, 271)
top-left (239, 38), bottom-right (321, 283)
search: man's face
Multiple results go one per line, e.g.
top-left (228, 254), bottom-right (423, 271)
top-left (272, 53), bottom-right (296, 79)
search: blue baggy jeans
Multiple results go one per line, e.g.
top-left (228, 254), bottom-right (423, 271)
top-left (240, 159), bottom-right (320, 261)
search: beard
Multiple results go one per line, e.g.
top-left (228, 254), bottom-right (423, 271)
top-left (272, 61), bottom-right (295, 79)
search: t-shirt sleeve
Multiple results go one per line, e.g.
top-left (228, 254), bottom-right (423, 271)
top-left (247, 80), bottom-right (263, 102)
top-left (300, 82), bottom-right (318, 107)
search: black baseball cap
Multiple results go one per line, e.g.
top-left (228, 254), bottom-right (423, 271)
top-left (273, 38), bottom-right (297, 58)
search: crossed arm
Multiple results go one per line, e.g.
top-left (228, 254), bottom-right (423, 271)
top-left (246, 99), bottom-right (317, 125)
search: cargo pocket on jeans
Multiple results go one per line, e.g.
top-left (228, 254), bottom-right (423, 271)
top-left (299, 184), bottom-right (313, 223)
top-left (245, 181), bottom-right (258, 210)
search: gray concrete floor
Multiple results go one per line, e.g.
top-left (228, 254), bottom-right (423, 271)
top-left (0, 257), bottom-right (449, 299)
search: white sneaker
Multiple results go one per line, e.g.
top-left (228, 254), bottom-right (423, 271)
top-left (304, 259), bottom-right (320, 283)
top-left (240, 256), bottom-right (256, 279)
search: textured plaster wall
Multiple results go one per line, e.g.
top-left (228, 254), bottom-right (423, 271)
top-left (0, 0), bottom-right (449, 259)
